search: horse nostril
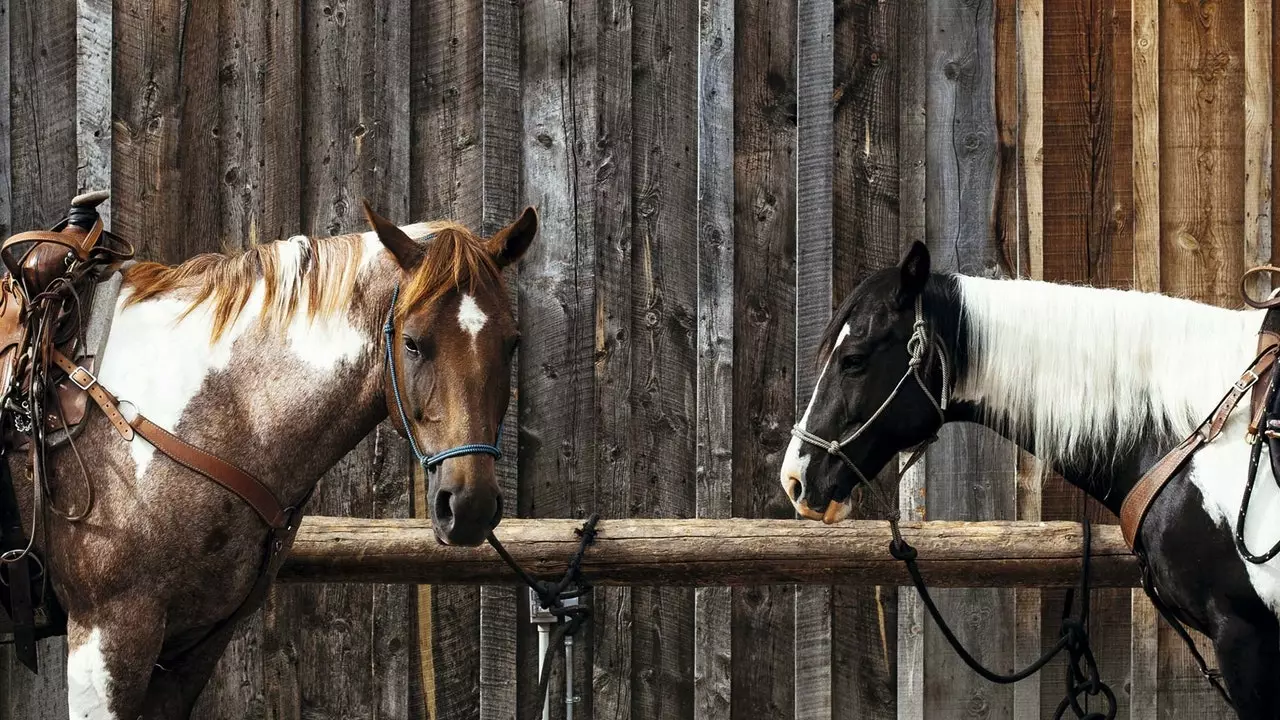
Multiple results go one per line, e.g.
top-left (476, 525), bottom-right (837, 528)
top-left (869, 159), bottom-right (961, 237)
top-left (435, 489), bottom-right (455, 526)
top-left (786, 475), bottom-right (804, 503)
top-left (491, 494), bottom-right (504, 528)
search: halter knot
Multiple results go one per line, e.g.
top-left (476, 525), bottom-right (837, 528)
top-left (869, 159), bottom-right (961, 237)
top-left (827, 440), bottom-right (843, 455)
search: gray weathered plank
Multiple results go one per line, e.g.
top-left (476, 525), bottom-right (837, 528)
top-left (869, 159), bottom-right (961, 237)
top-left (478, 0), bottom-right (523, 716)
top-left (263, 1), bottom-right (414, 718)
top-left (519, 0), bottom-right (599, 713)
top-left (732, 0), bottom-right (797, 717)
top-left (412, 0), bottom-right (484, 715)
top-left (75, 0), bottom-right (111, 220)
top-left (630, 0), bottom-right (699, 716)
top-left (694, 0), bottom-right (735, 715)
top-left (592, 0), bottom-right (635, 717)
top-left (923, 1), bottom-right (1018, 718)
top-left (831, 1), bottom-right (902, 717)
top-left (794, 0), bottom-right (834, 716)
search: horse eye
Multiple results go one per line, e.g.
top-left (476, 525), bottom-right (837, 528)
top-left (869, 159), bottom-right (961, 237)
top-left (840, 354), bottom-right (867, 374)
top-left (403, 335), bottom-right (421, 358)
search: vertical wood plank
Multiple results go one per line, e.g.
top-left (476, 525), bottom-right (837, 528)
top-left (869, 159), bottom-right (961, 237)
top-left (1157, 0), bottom-right (1243, 715)
top-left (795, 0), bottom-right (833, 716)
top-left (830, 1), bottom-right (900, 717)
top-left (3, 1), bottom-right (81, 713)
top-left (592, 0), bottom-right (635, 717)
top-left (630, 0), bottom-right (699, 716)
top-left (895, 1), bottom-right (928, 717)
top-left (1129, 3), bottom-right (1160, 716)
top-left (411, 0), bottom-right (484, 715)
top-left (732, 0), bottom-right (796, 716)
top-left (1038, 2), bottom-right (1134, 717)
top-left (519, 0), bottom-right (599, 713)
top-left (923, 0), bottom-right (1017, 717)
top-left (263, 1), bottom-right (414, 718)
top-left (76, 0), bottom-right (111, 216)
top-left (694, 0), bottom-right (734, 715)
top-left (479, 0), bottom-right (523, 715)
top-left (1009, 1), bottom-right (1042, 716)
top-left (1245, 0), bottom-right (1273, 287)
top-left (193, 5), bottom-right (300, 714)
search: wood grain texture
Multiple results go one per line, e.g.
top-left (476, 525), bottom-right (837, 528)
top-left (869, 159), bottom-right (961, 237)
top-left (795, 0), bottom-right (833, 716)
top-left (923, 0), bottom-right (1018, 717)
top-left (1019, 0), bottom-right (1045, 281)
top-left (2, 0), bottom-right (83, 714)
top-left (1159, 0), bottom-right (1245, 307)
top-left (519, 0), bottom-right (599, 713)
top-left (732, 0), bottom-right (796, 716)
top-left (478, 0), bottom-right (523, 716)
top-left (1245, 0), bottom-right (1273, 289)
top-left (411, 0), bottom-right (484, 715)
top-left (630, 0), bottom-right (699, 716)
top-left (830, 1), bottom-right (901, 717)
top-left (263, 2), bottom-right (414, 718)
top-left (112, 0), bottom-right (220, 264)
top-left (76, 0), bottom-right (111, 221)
top-left (217, 0), bottom-right (300, 249)
top-left (1132, 0), bottom-right (1160, 294)
top-left (592, 1), bottom-right (635, 717)
top-left (895, 1), bottom-right (928, 716)
top-left (193, 4), bottom-right (300, 715)
top-left (280, 517), bottom-right (1144, 588)
top-left (1038, 1), bottom-right (1134, 716)
top-left (694, 0), bottom-right (734, 716)
top-left (1158, 3), bottom-right (1242, 715)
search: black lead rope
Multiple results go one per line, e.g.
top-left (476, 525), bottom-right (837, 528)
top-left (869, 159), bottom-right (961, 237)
top-left (486, 514), bottom-right (599, 712)
top-left (889, 516), bottom-right (1117, 720)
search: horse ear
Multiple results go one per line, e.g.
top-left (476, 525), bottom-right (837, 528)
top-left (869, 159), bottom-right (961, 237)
top-left (486, 206), bottom-right (538, 268)
top-left (896, 240), bottom-right (930, 307)
top-left (362, 199), bottom-right (424, 271)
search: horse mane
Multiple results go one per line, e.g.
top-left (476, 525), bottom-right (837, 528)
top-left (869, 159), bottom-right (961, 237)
top-left (954, 276), bottom-right (1262, 466)
top-left (124, 221), bottom-right (499, 342)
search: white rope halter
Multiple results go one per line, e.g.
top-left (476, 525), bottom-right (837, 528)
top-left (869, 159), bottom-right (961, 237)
top-left (791, 294), bottom-right (950, 485)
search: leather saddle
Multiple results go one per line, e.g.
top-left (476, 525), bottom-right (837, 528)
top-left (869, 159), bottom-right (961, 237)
top-left (0, 191), bottom-right (133, 673)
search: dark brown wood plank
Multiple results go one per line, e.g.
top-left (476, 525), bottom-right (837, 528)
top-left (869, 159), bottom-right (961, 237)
top-left (192, 4), bottom-right (300, 715)
top-left (477, 0), bottom-right (523, 715)
top-left (262, 1), bottom-right (414, 718)
top-left (519, 0), bottom-right (599, 712)
top-left (694, 0), bottom-right (735, 715)
top-left (895, 1), bottom-right (928, 716)
top-left (113, 0), bottom-right (220, 265)
top-left (411, 0), bottom-right (485, 716)
top-left (592, 0), bottom-right (635, 717)
top-left (1157, 0), bottom-right (1244, 714)
top-left (831, 1), bottom-right (900, 717)
top-left (629, 0), bottom-right (698, 717)
top-left (3, 0), bottom-right (81, 713)
top-left (732, 0), bottom-right (796, 716)
top-left (922, 0), bottom-right (1018, 717)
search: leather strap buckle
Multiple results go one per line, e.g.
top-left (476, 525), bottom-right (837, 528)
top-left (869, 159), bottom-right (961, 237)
top-left (68, 365), bottom-right (97, 391)
top-left (1236, 370), bottom-right (1260, 393)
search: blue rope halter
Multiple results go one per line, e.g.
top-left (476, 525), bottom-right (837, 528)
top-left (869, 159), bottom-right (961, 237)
top-left (383, 284), bottom-right (503, 470)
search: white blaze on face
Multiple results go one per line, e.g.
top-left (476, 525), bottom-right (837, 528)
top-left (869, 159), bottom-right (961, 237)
top-left (457, 294), bottom-right (488, 343)
top-left (67, 627), bottom-right (116, 720)
top-left (779, 323), bottom-right (852, 506)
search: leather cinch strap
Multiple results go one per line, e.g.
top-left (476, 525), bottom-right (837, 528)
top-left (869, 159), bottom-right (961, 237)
top-left (1119, 343), bottom-right (1278, 549)
top-left (50, 350), bottom-right (289, 529)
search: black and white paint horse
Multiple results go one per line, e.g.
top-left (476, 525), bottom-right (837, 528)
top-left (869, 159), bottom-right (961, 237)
top-left (782, 242), bottom-right (1279, 719)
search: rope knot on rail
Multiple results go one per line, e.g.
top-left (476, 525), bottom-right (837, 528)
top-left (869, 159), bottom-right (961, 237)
top-left (487, 514), bottom-right (600, 713)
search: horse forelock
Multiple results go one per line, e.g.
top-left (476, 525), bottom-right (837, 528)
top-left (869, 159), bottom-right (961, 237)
top-left (394, 223), bottom-right (504, 323)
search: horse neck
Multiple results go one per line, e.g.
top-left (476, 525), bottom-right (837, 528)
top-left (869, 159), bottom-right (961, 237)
top-left (931, 274), bottom-right (1263, 514)
top-left (98, 251), bottom-right (399, 509)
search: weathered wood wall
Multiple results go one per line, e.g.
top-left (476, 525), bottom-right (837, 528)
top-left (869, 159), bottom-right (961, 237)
top-left (0, 0), bottom-right (1269, 718)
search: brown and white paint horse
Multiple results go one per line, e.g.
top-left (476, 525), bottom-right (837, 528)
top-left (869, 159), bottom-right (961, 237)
top-left (10, 203), bottom-right (536, 719)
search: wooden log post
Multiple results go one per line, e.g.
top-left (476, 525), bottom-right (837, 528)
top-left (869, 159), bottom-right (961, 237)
top-left (279, 518), bottom-right (1140, 588)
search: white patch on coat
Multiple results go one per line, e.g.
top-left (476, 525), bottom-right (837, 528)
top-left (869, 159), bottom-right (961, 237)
top-left (67, 627), bottom-right (115, 720)
top-left (97, 288), bottom-right (263, 480)
top-left (457, 294), bottom-right (488, 342)
top-left (780, 323), bottom-right (851, 507)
